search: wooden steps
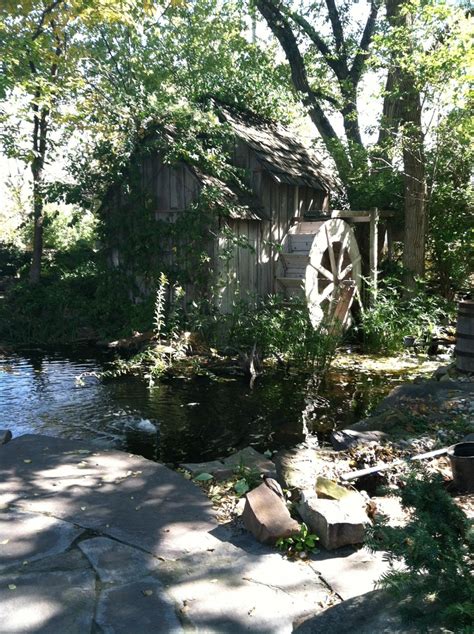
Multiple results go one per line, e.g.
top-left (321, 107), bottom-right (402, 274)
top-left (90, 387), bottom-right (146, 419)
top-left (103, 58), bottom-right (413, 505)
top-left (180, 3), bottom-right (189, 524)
top-left (287, 234), bottom-right (316, 253)
top-left (276, 277), bottom-right (305, 288)
top-left (277, 225), bottom-right (319, 298)
top-left (280, 253), bottom-right (309, 279)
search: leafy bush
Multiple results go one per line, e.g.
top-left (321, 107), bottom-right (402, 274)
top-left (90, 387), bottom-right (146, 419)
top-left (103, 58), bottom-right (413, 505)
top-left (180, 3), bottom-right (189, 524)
top-left (366, 469), bottom-right (474, 631)
top-left (0, 242), bottom-right (29, 277)
top-left (276, 523), bottom-right (319, 558)
top-left (0, 267), bottom-right (153, 345)
top-left (218, 295), bottom-right (341, 373)
top-left (427, 108), bottom-right (474, 299)
top-left (358, 275), bottom-right (453, 353)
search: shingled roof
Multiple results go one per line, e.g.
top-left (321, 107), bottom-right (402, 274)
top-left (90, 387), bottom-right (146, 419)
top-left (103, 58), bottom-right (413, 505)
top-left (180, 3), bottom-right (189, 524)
top-left (189, 165), bottom-right (266, 221)
top-left (155, 125), bottom-right (266, 221)
top-left (219, 105), bottom-right (339, 192)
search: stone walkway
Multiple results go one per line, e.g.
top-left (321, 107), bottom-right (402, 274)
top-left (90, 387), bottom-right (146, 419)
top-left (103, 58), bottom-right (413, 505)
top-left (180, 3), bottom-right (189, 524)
top-left (0, 435), bottom-right (388, 633)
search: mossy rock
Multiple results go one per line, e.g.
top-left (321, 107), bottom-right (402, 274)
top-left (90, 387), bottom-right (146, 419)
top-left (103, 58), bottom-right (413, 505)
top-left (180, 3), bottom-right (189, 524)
top-left (315, 477), bottom-right (356, 501)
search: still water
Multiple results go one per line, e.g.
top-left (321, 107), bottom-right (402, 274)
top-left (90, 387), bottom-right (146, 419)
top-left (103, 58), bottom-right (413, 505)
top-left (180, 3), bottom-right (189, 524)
top-left (0, 348), bottom-right (414, 464)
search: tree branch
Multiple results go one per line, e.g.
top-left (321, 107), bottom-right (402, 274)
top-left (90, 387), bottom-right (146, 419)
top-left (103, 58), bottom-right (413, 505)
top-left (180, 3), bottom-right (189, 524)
top-left (32, 0), bottom-right (64, 41)
top-left (350, 0), bottom-right (379, 83)
top-left (286, 11), bottom-right (339, 76)
top-left (325, 0), bottom-right (346, 60)
top-left (256, 0), bottom-right (350, 175)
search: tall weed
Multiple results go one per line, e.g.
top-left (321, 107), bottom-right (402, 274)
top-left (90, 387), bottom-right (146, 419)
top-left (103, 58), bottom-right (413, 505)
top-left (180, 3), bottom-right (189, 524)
top-left (359, 276), bottom-right (453, 353)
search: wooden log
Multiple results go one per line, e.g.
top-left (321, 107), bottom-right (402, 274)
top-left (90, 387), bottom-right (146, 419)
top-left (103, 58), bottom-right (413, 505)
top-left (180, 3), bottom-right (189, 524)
top-left (340, 447), bottom-right (449, 482)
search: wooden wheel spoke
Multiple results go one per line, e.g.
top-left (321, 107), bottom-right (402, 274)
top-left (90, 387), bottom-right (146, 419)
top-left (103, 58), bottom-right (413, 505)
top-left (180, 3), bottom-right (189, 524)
top-left (340, 255), bottom-right (361, 280)
top-left (324, 226), bottom-right (337, 279)
top-left (310, 262), bottom-right (334, 282)
top-left (336, 232), bottom-right (350, 277)
top-left (339, 262), bottom-right (353, 280)
top-left (320, 282), bottom-right (335, 303)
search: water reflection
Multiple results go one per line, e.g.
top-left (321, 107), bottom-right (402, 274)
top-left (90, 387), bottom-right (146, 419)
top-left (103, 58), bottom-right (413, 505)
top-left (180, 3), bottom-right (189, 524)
top-left (0, 349), bottom-right (406, 464)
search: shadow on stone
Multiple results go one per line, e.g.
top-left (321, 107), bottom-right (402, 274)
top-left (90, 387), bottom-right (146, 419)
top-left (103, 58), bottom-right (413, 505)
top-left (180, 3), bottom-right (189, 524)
top-left (294, 589), bottom-right (420, 633)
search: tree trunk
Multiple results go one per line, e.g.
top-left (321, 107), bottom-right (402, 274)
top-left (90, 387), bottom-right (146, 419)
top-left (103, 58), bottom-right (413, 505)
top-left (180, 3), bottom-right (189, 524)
top-left (29, 104), bottom-right (48, 285)
top-left (401, 94), bottom-right (427, 289)
top-left (29, 164), bottom-right (44, 284)
top-left (380, 0), bottom-right (428, 290)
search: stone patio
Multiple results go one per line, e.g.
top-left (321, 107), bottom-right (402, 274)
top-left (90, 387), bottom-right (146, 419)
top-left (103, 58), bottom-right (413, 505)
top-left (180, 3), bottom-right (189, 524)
top-left (0, 434), bottom-right (391, 633)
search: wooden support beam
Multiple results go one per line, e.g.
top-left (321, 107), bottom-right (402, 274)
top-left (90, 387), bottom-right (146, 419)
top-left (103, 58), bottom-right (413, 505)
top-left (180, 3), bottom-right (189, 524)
top-left (330, 209), bottom-right (395, 222)
top-left (294, 185), bottom-right (300, 217)
top-left (369, 207), bottom-right (380, 300)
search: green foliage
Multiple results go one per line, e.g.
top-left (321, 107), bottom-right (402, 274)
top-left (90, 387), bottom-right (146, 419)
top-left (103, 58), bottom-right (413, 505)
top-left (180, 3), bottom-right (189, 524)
top-left (366, 469), bottom-right (474, 631)
top-left (232, 462), bottom-right (262, 496)
top-left (0, 274), bottom-right (98, 344)
top-left (341, 143), bottom-right (403, 212)
top-left (427, 107), bottom-right (474, 298)
top-left (0, 243), bottom-right (29, 277)
top-left (0, 246), bottom-right (153, 345)
top-left (276, 523), bottom-right (319, 558)
top-left (358, 275), bottom-right (453, 353)
top-left (220, 295), bottom-right (341, 373)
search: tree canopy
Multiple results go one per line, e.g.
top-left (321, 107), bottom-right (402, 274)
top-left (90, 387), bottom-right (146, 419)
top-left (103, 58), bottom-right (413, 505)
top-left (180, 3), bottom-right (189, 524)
top-left (0, 0), bottom-right (472, 292)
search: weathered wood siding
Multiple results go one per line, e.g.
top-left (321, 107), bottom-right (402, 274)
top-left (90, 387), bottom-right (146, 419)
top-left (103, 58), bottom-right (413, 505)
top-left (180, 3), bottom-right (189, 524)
top-left (109, 143), bottom-right (331, 311)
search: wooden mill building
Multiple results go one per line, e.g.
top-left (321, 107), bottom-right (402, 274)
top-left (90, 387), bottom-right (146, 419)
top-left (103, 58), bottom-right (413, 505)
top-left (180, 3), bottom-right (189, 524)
top-left (103, 104), bottom-right (362, 320)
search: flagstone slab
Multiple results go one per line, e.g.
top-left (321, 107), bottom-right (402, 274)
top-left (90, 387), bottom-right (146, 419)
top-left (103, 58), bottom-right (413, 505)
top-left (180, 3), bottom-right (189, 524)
top-left (0, 558), bottom-right (95, 633)
top-left (96, 576), bottom-right (183, 634)
top-left (0, 510), bottom-right (83, 572)
top-left (0, 434), bottom-right (345, 633)
top-left (309, 547), bottom-right (389, 600)
top-left (159, 539), bottom-right (328, 634)
top-left (78, 536), bottom-right (160, 584)
top-left (0, 434), bottom-right (219, 558)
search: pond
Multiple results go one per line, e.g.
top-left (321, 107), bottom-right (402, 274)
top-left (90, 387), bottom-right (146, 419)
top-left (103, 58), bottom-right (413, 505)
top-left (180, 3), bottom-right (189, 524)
top-left (0, 348), bottom-right (438, 464)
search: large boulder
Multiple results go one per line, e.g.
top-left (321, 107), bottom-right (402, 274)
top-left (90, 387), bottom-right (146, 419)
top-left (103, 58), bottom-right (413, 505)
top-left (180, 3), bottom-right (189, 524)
top-left (347, 409), bottom-right (409, 433)
top-left (274, 446), bottom-right (319, 492)
top-left (181, 446), bottom-right (276, 481)
top-left (242, 478), bottom-right (300, 545)
top-left (298, 490), bottom-right (369, 550)
top-left (330, 429), bottom-right (388, 451)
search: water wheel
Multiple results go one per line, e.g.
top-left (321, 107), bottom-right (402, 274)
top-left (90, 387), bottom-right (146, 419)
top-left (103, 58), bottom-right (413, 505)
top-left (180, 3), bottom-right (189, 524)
top-left (276, 218), bottom-right (362, 328)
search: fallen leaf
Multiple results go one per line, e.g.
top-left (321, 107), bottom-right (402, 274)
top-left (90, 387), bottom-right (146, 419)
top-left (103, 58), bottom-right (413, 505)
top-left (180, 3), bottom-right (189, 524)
top-left (194, 473), bottom-right (214, 482)
top-left (0, 539), bottom-right (9, 545)
top-left (142, 589), bottom-right (153, 597)
top-left (23, 459), bottom-right (32, 464)
top-left (8, 584), bottom-right (16, 590)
